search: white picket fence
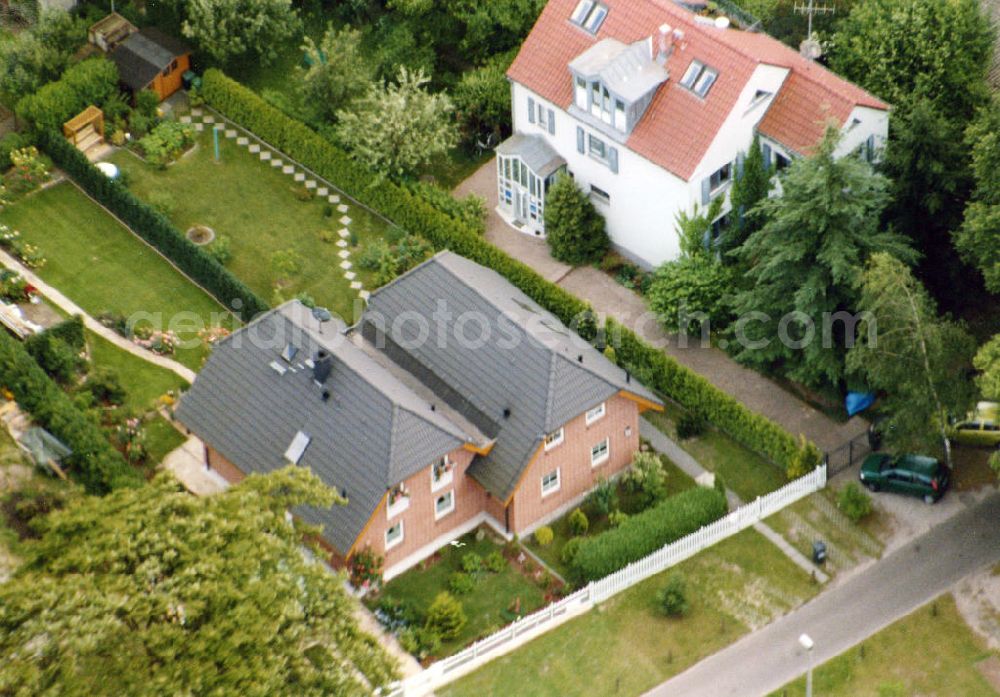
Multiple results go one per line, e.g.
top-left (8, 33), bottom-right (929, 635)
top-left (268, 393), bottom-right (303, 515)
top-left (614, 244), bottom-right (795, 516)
top-left (383, 465), bottom-right (827, 696)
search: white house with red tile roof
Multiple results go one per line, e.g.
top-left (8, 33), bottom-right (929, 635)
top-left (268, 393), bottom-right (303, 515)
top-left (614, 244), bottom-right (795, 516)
top-left (499, 0), bottom-right (889, 266)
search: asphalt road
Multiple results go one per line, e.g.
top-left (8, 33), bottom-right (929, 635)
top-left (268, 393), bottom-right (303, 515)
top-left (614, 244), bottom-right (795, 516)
top-left (645, 491), bottom-right (1000, 697)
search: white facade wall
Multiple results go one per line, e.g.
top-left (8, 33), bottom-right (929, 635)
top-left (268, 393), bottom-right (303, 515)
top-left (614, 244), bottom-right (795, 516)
top-left (508, 69), bottom-right (888, 268)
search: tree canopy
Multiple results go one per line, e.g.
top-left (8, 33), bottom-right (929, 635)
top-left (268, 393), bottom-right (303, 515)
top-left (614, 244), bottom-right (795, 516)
top-left (847, 253), bottom-right (976, 464)
top-left (0, 10), bottom-right (87, 106)
top-left (298, 25), bottom-right (373, 125)
top-left (543, 173), bottom-right (609, 265)
top-left (0, 468), bottom-right (398, 695)
top-left (830, 0), bottom-right (993, 122)
top-left (183, 0), bottom-right (301, 65)
top-left (974, 334), bottom-right (1000, 401)
top-left (335, 66), bottom-right (458, 179)
top-left (723, 134), bottom-right (771, 254)
top-left (957, 96), bottom-right (1000, 294)
top-left (730, 128), bottom-right (914, 387)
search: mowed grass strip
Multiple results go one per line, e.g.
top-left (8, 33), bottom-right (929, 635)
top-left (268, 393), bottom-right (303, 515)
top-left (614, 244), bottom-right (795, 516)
top-left (1, 182), bottom-right (227, 371)
top-left (440, 528), bottom-right (819, 697)
top-left (109, 129), bottom-right (388, 322)
top-left (771, 594), bottom-right (998, 697)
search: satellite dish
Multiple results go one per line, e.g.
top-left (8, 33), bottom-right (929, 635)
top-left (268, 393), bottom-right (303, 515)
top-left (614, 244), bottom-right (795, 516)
top-left (714, 16), bottom-right (730, 29)
top-left (800, 37), bottom-right (823, 60)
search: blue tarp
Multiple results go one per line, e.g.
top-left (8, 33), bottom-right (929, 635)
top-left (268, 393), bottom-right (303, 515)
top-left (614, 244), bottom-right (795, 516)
top-left (846, 392), bottom-right (876, 417)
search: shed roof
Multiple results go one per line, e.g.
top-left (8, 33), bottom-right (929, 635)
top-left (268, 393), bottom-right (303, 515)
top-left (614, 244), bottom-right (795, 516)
top-left (109, 27), bottom-right (189, 91)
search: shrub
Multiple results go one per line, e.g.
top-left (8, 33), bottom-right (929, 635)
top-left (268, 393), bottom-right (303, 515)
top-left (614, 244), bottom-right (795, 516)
top-left (543, 174), bottom-right (609, 265)
top-left (45, 315), bottom-right (86, 350)
top-left (407, 181), bottom-right (487, 234)
top-left (484, 550), bottom-right (506, 573)
top-left (25, 331), bottom-right (83, 385)
top-left (533, 526), bottom-right (554, 547)
top-left (787, 434), bottom-right (823, 480)
top-left (609, 509), bottom-right (629, 527)
top-left (425, 592), bottom-right (466, 640)
top-left (838, 482), bottom-right (873, 523)
top-left (38, 130), bottom-right (266, 321)
top-left (657, 574), bottom-right (689, 617)
top-left (138, 121), bottom-right (195, 168)
top-left (648, 255), bottom-right (734, 334)
top-left (0, 132), bottom-right (31, 172)
top-left (585, 477), bottom-right (618, 516)
top-left (199, 70), bottom-right (809, 469)
top-left (568, 508), bottom-right (589, 536)
top-left (571, 487), bottom-right (728, 582)
top-left (460, 552), bottom-right (483, 574)
top-left (0, 331), bottom-right (139, 494)
top-left (207, 235), bottom-right (233, 266)
top-left (16, 58), bottom-right (119, 133)
top-left (623, 451), bottom-right (668, 506)
top-left (676, 409), bottom-right (708, 440)
top-left (448, 572), bottom-right (475, 595)
top-left (561, 537), bottom-right (583, 566)
top-left (84, 366), bottom-right (126, 406)
top-left (399, 626), bottom-right (441, 660)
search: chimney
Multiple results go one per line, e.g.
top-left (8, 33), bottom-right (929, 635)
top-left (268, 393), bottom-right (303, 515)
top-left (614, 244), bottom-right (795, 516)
top-left (313, 350), bottom-right (332, 384)
top-left (656, 23), bottom-right (673, 65)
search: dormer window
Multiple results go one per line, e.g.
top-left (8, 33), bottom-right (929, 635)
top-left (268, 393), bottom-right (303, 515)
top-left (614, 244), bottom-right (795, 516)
top-left (570, 0), bottom-right (607, 34)
top-left (680, 60), bottom-right (719, 98)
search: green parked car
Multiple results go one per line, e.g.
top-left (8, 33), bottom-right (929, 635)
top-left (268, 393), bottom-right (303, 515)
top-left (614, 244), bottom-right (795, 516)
top-left (859, 453), bottom-right (950, 504)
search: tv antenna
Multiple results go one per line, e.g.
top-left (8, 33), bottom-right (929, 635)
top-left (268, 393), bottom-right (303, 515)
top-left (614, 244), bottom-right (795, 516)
top-left (794, 0), bottom-right (834, 59)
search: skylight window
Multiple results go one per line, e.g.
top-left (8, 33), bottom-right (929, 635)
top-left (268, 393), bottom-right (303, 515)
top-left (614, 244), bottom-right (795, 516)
top-left (570, 0), bottom-right (607, 34)
top-left (679, 60), bottom-right (718, 98)
top-left (280, 343), bottom-right (298, 363)
top-left (284, 431), bottom-right (311, 464)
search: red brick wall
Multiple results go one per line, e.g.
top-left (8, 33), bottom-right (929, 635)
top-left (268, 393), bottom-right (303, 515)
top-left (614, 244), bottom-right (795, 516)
top-left (508, 393), bottom-right (640, 534)
top-left (352, 446), bottom-right (488, 569)
top-left (207, 446), bottom-right (247, 485)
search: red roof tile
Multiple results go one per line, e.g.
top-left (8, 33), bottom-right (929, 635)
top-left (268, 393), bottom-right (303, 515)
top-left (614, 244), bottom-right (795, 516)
top-left (508, 0), bottom-right (888, 180)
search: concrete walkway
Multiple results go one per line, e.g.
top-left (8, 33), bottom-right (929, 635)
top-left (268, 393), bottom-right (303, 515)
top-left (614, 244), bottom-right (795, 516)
top-left (640, 417), bottom-right (828, 583)
top-left (0, 249), bottom-right (196, 383)
top-left (645, 491), bottom-right (1000, 697)
top-left (456, 160), bottom-right (868, 453)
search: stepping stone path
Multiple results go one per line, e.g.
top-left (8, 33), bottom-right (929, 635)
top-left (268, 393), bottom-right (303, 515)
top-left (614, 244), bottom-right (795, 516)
top-left (182, 108), bottom-right (369, 302)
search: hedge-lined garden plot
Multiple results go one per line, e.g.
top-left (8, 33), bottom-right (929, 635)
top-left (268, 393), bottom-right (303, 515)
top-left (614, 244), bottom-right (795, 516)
top-left (109, 127), bottom-right (389, 322)
top-left (0, 183), bottom-right (228, 371)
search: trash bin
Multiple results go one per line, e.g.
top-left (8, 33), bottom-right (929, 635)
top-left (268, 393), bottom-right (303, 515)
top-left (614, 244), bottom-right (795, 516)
top-left (182, 70), bottom-right (196, 90)
top-left (812, 540), bottom-right (827, 565)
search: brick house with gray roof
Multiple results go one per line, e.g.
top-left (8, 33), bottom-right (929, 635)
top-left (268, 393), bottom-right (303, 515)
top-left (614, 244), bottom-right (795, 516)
top-left (176, 252), bottom-right (662, 579)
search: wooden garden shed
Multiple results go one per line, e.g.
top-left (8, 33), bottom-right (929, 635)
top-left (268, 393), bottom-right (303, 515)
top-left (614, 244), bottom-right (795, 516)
top-left (109, 27), bottom-right (191, 102)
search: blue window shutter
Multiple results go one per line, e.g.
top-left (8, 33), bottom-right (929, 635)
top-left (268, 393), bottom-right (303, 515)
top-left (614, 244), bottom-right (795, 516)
top-left (735, 152), bottom-right (745, 178)
top-left (609, 146), bottom-right (619, 173)
top-left (528, 97), bottom-right (535, 123)
top-left (548, 109), bottom-right (555, 135)
top-left (577, 126), bottom-right (585, 154)
top-left (701, 178), bottom-right (711, 205)
top-left (762, 143), bottom-right (772, 170)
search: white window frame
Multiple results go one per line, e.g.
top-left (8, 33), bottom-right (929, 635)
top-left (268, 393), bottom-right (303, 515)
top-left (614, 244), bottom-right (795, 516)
top-left (709, 162), bottom-right (733, 194)
top-left (590, 184), bottom-right (610, 205)
top-left (541, 468), bottom-right (561, 497)
top-left (591, 437), bottom-right (610, 467)
top-left (431, 455), bottom-right (454, 492)
top-left (544, 427), bottom-right (565, 451)
top-left (387, 491), bottom-right (410, 519)
top-left (434, 490), bottom-right (455, 520)
top-left (586, 402), bottom-right (606, 425)
top-left (385, 520), bottom-right (404, 550)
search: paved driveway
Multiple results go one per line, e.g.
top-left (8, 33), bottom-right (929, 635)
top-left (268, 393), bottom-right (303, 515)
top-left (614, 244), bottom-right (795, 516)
top-left (456, 159), bottom-right (867, 453)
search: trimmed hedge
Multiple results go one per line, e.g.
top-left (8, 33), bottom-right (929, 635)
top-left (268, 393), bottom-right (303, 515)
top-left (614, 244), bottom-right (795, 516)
top-left (0, 330), bottom-right (140, 494)
top-left (570, 486), bottom-right (728, 583)
top-left (201, 69), bottom-right (808, 469)
top-left (38, 130), bottom-right (267, 321)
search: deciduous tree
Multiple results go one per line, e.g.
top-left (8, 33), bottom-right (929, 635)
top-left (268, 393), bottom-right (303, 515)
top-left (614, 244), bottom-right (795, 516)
top-left (0, 10), bottom-right (86, 105)
top-left (298, 25), bottom-right (373, 124)
top-left (182, 0), bottom-right (301, 65)
top-left (335, 67), bottom-right (458, 179)
top-left (847, 253), bottom-right (976, 465)
top-left (973, 334), bottom-right (1000, 401)
top-left (730, 128), bottom-right (914, 387)
top-left (956, 96), bottom-right (1000, 294)
top-left (0, 467), bottom-right (398, 695)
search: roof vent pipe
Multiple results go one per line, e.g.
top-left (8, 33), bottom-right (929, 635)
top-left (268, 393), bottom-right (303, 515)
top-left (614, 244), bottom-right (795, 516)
top-left (313, 350), bottom-right (332, 384)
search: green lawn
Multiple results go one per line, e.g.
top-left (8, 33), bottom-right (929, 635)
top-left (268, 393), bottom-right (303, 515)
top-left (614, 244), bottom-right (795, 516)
top-left (1, 183), bottom-right (228, 371)
top-left (527, 455), bottom-right (698, 579)
top-left (368, 530), bottom-right (549, 657)
top-left (441, 528), bottom-right (820, 697)
top-left (144, 415), bottom-right (187, 465)
top-left (109, 129), bottom-right (387, 322)
top-left (771, 594), bottom-right (998, 697)
top-left (86, 330), bottom-right (188, 414)
top-left (644, 407), bottom-right (788, 500)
